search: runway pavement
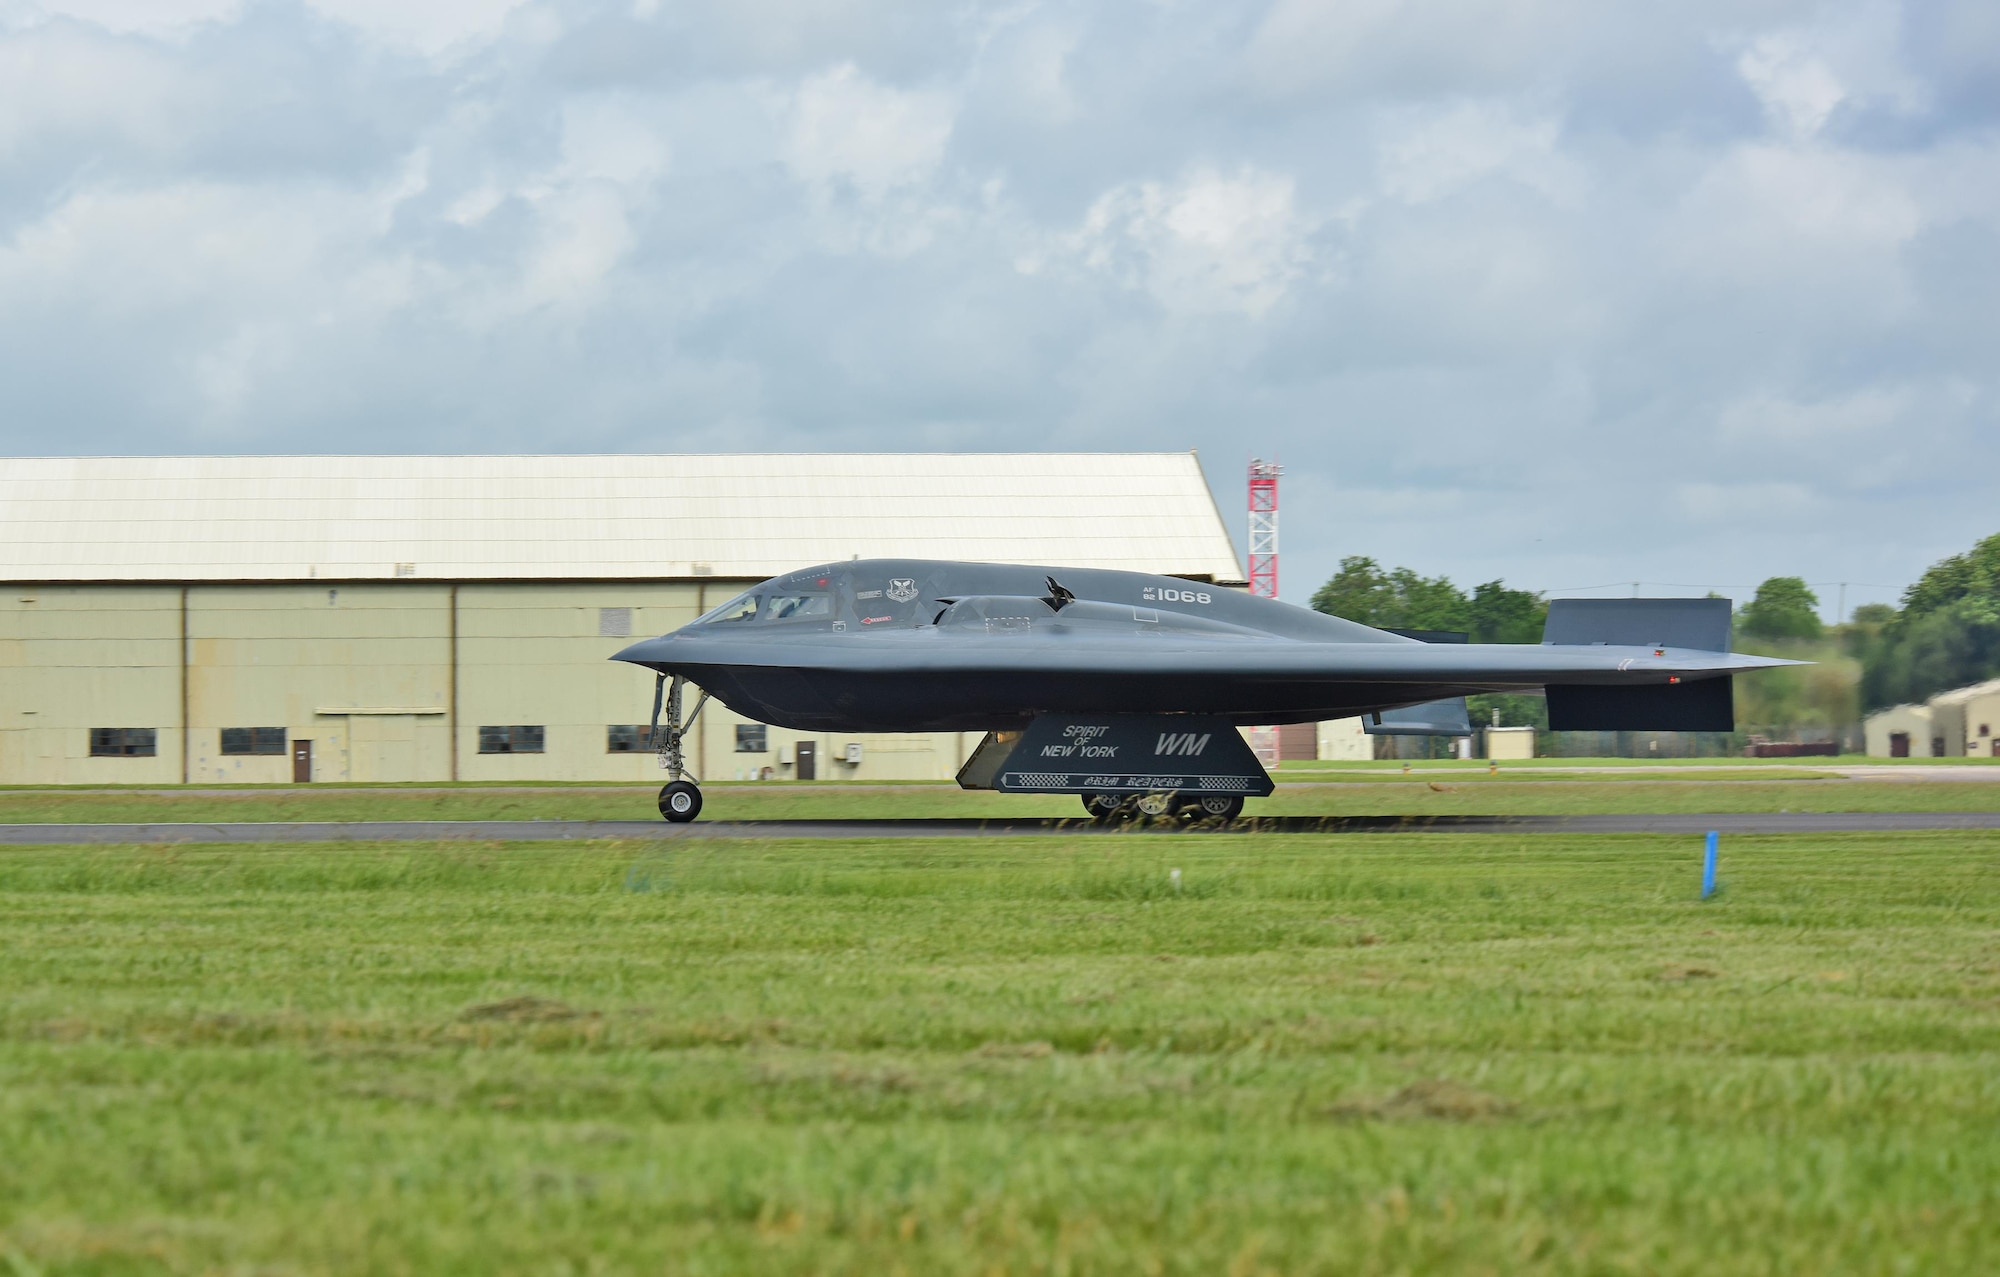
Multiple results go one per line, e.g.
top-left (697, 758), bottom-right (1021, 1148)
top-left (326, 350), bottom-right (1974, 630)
top-left (8, 765), bottom-right (1998, 805)
top-left (5, 811), bottom-right (2000, 843)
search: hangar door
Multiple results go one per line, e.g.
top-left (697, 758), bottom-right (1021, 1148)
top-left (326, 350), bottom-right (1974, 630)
top-left (328, 711), bottom-right (450, 782)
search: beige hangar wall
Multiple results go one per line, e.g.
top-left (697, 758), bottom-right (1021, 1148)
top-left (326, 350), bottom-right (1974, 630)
top-left (0, 452), bottom-right (1247, 786)
top-left (0, 587), bottom-right (186, 785)
top-left (188, 584), bottom-right (454, 784)
top-left (0, 580), bottom-right (982, 785)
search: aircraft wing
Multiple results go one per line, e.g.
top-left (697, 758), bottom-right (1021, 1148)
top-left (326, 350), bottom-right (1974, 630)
top-left (620, 630), bottom-right (1794, 685)
top-left (610, 568), bottom-right (1800, 733)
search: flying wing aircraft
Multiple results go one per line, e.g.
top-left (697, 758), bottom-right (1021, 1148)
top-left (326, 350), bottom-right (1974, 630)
top-left (612, 558), bottom-right (1797, 822)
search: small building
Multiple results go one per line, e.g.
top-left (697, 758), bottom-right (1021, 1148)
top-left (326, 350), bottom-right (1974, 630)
top-left (1486, 726), bottom-right (1535, 760)
top-left (1865, 679), bottom-right (2000, 758)
top-left (1314, 717), bottom-right (1371, 761)
top-left (1864, 703), bottom-right (1934, 758)
top-left (1922, 679), bottom-right (2000, 758)
top-left (0, 453), bottom-right (1244, 785)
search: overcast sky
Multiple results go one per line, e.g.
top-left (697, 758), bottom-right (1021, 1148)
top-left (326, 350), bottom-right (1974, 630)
top-left (2, 1), bottom-right (1995, 614)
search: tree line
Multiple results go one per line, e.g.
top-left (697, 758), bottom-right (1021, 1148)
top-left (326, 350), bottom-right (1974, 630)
top-left (1307, 558), bottom-right (1549, 728)
top-left (1856, 533), bottom-right (2000, 709)
top-left (1308, 533), bottom-right (2000, 734)
top-left (1308, 558), bottom-right (1547, 642)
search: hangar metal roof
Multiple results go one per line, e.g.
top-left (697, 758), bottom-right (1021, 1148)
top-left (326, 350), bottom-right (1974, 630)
top-left (1928, 678), bottom-right (2000, 707)
top-left (0, 453), bottom-right (1245, 584)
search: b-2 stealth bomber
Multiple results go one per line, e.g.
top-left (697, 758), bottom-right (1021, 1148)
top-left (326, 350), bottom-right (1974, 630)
top-left (612, 558), bottom-right (1795, 822)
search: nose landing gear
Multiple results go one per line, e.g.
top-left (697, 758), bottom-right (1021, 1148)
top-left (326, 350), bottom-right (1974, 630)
top-left (650, 673), bottom-right (710, 823)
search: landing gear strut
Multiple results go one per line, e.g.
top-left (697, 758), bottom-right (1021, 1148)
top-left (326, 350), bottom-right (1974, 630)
top-left (650, 673), bottom-right (710, 823)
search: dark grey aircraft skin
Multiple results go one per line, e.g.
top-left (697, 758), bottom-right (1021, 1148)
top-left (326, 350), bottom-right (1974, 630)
top-left (611, 558), bottom-right (1794, 734)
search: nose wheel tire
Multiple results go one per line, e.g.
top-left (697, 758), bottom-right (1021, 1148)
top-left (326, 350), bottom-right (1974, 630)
top-left (659, 780), bottom-right (703, 823)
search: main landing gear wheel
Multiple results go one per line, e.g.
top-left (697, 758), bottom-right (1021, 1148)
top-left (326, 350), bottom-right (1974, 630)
top-left (1082, 792), bottom-right (1130, 823)
top-left (659, 780), bottom-right (703, 823)
top-left (1083, 791), bottom-right (1245, 824)
top-left (1182, 793), bottom-right (1244, 822)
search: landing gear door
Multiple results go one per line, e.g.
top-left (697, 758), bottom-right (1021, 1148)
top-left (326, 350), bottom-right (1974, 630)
top-left (955, 730), bottom-right (1023, 791)
top-left (960, 716), bottom-right (1275, 797)
top-left (1364, 697), bottom-right (1473, 736)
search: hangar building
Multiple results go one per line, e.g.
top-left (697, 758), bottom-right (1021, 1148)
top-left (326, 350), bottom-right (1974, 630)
top-left (0, 454), bottom-right (1245, 785)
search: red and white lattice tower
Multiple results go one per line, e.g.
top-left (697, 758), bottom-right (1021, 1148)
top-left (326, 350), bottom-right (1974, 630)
top-left (1247, 458), bottom-right (1282, 598)
top-left (1245, 459), bottom-right (1284, 766)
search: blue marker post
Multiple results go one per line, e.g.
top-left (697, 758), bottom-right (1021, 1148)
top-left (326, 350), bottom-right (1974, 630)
top-left (1701, 831), bottom-right (1719, 900)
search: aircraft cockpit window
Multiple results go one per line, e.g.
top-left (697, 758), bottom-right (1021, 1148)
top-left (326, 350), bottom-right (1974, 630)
top-left (701, 591), bottom-right (761, 624)
top-left (765, 594), bottom-right (831, 622)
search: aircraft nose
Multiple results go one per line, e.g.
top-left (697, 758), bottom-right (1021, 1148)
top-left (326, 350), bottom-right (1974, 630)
top-left (611, 635), bottom-right (672, 665)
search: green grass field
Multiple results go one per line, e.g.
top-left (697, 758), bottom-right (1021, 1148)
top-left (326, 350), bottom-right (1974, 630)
top-left (3, 769), bottom-right (2000, 824)
top-left (4, 829), bottom-right (1998, 1273)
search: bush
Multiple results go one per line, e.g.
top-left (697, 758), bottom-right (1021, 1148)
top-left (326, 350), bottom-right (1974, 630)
top-left (1739, 577), bottom-right (1823, 641)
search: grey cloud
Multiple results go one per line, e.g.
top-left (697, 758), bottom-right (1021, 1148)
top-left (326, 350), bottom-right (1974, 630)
top-left (0, 0), bottom-right (1995, 617)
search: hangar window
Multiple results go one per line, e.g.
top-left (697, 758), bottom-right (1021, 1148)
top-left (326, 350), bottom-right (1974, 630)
top-left (89, 728), bottom-right (156, 758)
top-left (606, 725), bottom-right (653, 753)
top-left (735, 724), bottom-right (768, 753)
top-left (221, 728), bottom-right (287, 756)
top-left (765, 594), bottom-right (830, 622)
top-left (479, 725), bottom-right (545, 754)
